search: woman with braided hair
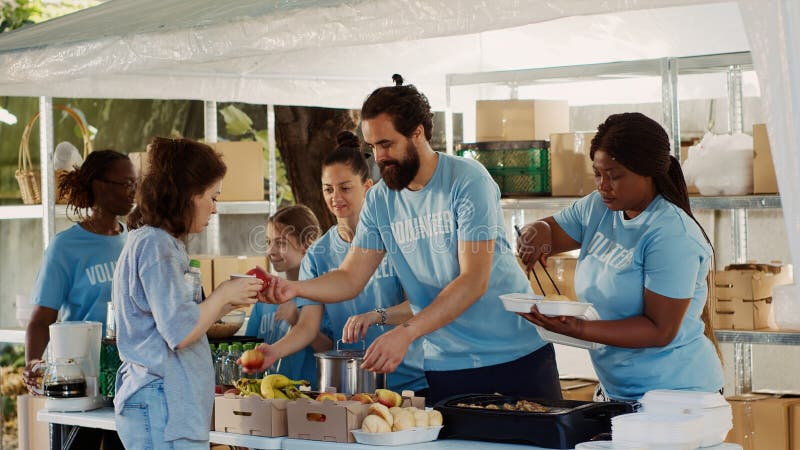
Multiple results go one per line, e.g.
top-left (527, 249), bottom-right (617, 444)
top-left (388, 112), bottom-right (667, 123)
top-left (517, 112), bottom-right (724, 403)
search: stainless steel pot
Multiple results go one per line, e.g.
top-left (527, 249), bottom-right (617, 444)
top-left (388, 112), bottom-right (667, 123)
top-left (315, 340), bottom-right (385, 394)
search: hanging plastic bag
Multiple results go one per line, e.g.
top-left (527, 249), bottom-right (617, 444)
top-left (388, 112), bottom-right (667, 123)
top-left (682, 132), bottom-right (753, 196)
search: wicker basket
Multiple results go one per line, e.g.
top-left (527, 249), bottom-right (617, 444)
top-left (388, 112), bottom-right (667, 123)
top-left (16, 105), bottom-right (92, 205)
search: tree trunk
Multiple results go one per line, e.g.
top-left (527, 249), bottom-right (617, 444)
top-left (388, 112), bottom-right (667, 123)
top-left (274, 106), bottom-right (357, 231)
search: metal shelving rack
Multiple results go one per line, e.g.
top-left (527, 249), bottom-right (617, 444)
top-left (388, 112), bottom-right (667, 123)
top-left (445, 51), bottom-right (790, 396)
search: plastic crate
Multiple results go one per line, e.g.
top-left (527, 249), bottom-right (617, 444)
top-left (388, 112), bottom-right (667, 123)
top-left (458, 141), bottom-right (550, 195)
top-left (99, 341), bottom-right (121, 398)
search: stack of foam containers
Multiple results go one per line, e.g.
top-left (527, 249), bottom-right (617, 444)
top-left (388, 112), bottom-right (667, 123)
top-left (639, 390), bottom-right (733, 447)
top-left (611, 412), bottom-right (704, 449)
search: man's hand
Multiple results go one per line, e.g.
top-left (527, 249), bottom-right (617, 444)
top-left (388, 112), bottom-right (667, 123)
top-left (519, 305), bottom-right (583, 338)
top-left (342, 311), bottom-right (380, 343)
top-left (239, 343), bottom-right (280, 374)
top-left (360, 325), bottom-right (414, 374)
top-left (257, 277), bottom-right (299, 304)
top-left (22, 359), bottom-right (43, 394)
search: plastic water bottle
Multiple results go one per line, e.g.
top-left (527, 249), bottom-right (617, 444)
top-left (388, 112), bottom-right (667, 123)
top-left (223, 343), bottom-right (242, 385)
top-left (185, 259), bottom-right (203, 304)
top-left (215, 343), bottom-right (229, 385)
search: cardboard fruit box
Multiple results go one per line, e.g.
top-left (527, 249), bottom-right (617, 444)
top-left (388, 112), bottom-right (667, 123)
top-left (214, 395), bottom-right (288, 437)
top-left (287, 398), bottom-right (369, 443)
top-left (401, 390), bottom-right (426, 409)
top-left (726, 393), bottom-right (800, 450)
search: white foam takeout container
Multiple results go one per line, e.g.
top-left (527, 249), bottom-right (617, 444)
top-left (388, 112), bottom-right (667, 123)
top-left (351, 426), bottom-right (444, 446)
top-left (499, 293), bottom-right (593, 317)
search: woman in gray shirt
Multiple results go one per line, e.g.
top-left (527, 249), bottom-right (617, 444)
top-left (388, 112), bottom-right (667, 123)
top-left (113, 137), bottom-right (263, 449)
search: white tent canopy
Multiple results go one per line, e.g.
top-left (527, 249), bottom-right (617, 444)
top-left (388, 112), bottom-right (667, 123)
top-left (0, 0), bottom-right (798, 287)
top-left (0, 0), bottom-right (746, 109)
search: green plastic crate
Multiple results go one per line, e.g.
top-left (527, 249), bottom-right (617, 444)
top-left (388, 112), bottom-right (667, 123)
top-left (458, 141), bottom-right (550, 195)
top-left (99, 341), bottom-right (121, 398)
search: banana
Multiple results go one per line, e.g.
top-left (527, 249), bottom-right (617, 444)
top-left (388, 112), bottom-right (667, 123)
top-left (274, 388), bottom-right (289, 399)
top-left (263, 374), bottom-right (309, 390)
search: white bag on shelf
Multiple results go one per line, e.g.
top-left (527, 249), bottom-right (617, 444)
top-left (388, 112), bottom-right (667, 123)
top-left (773, 283), bottom-right (800, 330)
top-left (682, 132), bottom-right (753, 196)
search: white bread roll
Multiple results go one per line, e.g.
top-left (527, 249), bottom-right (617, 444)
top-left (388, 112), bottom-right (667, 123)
top-left (413, 410), bottom-right (429, 427)
top-left (368, 403), bottom-right (394, 428)
top-left (392, 411), bottom-right (415, 432)
top-left (361, 414), bottom-right (391, 433)
top-left (428, 409), bottom-right (443, 426)
top-left (389, 406), bottom-right (404, 418)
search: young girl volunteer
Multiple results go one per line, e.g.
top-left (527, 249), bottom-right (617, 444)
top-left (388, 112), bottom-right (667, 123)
top-left (245, 205), bottom-right (328, 386)
top-left (246, 131), bottom-right (427, 394)
top-left (517, 113), bottom-right (724, 402)
top-left (113, 137), bottom-right (263, 448)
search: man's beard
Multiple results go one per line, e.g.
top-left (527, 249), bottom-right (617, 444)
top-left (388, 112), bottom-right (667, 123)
top-left (378, 139), bottom-right (421, 191)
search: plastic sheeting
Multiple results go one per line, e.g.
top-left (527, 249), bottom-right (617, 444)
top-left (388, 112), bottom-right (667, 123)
top-left (0, 0), bottom-right (742, 108)
top-left (739, 0), bottom-right (800, 282)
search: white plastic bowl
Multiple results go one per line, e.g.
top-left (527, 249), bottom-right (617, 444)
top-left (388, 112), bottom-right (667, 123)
top-left (351, 426), bottom-right (443, 446)
top-left (499, 293), bottom-right (592, 316)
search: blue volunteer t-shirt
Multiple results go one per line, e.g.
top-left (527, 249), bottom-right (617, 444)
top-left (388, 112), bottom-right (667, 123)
top-left (554, 191), bottom-right (724, 400)
top-left (30, 223), bottom-right (127, 332)
top-left (352, 153), bottom-right (544, 371)
top-left (246, 301), bottom-right (318, 386)
top-left (296, 226), bottom-right (428, 392)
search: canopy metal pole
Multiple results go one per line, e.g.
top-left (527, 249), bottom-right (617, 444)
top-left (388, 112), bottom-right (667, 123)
top-left (660, 58), bottom-right (681, 159)
top-left (445, 75), bottom-right (454, 155)
top-left (203, 100), bottom-right (220, 255)
top-left (39, 96), bottom-right (55, 248)
top-left (267, 105), bottom-right (277, 212)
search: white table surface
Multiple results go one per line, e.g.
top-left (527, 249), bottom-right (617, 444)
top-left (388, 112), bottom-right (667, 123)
top-left (38, 407), bottom-right (742, 450)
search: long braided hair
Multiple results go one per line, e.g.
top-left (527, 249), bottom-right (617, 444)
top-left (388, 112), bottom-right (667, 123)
top-left (590, 112), bottom-right (721, 357)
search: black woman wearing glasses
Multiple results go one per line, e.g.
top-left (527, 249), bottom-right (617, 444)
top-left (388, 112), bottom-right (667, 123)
top-left (22, 149), bottom-right (135, 449)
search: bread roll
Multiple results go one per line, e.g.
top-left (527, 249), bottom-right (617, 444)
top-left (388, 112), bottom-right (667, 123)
top-left (389, 406), bottom-right (404, 418)
top-left (428, 409), bottom-right (443, 426)
top-left (413, 410), bottom-right (429, 427)
top-left (404, 406), bottom-right (419, 413)
top-left (368, 403), bottom-right (394, 427)
top-left (361, 414), bottom-right (391, 433)
top-left (392, 410), bottom-right (415, 432)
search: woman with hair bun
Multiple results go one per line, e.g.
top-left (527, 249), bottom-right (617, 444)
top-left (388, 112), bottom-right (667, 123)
top-left (23, 149), bottom-right (135, 449)
top-left (517, 112), bottom-right (724, 403)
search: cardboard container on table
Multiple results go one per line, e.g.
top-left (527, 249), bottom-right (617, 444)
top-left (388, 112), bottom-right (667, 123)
top-left (214, 395), bottom-right (288, 437)
top-left (212, 255), bottom-right (269, 289)
top-left (211, 141), bottom-right (264, 202)
top-left (549, 132), bottom-right (596, 197)
top-left (476, 99), bottom-right (569, 142)
top-left (753, 123), bottom-right (779, 194)
top-left (287, 398), bottom-right (369, 443)
top-left (559, 378), bottom-right (598, 401)
top-left (726, 393), bottom-right (800, 450)
top-left (400, 390), bottom-right (426, 409)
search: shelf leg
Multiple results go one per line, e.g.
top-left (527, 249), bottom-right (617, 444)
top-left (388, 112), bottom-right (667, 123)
top-left (731, 208), bottom-right (748, 264)
top-left (733, 341), bottom-right (753, 395)
top-left (204, 101), bottom-right (220, 255)
top-left (660, 58), bottom-right (681, 159)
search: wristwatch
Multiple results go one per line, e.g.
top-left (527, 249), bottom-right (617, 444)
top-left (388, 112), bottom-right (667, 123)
top-left (374, 308), bottom-right (388, 326)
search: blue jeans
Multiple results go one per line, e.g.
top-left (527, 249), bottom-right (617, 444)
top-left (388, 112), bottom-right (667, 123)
top-left (115, 379), bottom-right (208, 450)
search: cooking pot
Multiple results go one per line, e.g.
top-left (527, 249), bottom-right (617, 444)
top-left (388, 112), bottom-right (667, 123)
top-left (315, 340), bottom-right (385, 394)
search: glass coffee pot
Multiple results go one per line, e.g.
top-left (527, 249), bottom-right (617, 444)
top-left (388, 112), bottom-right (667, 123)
top-left (31, 358), bottom-right (88, 398)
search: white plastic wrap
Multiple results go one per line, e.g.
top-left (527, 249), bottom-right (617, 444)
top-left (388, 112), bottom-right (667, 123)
top-left (682, 132), bottom-right (754, 196)
top-left (739, 0), bottom-right (800, 284)
top-left (0, 0), bottom-right (741, 108)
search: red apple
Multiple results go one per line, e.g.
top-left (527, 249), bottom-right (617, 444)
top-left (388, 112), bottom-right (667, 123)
top-left (240, 349), bottom-right (265, 371)
top-left (246, 267), bottom-right (274, 291)
top-left (375, 389), bottom-right (402, 408)
top-left (215, 385), bottom-right (224, 394)
top-left (224, 388), bottom-right (240, 396)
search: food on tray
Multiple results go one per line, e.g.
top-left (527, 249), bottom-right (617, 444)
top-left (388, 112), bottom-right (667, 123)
top-left (375, 388), bottom-right (403, 407)
top-left (544, 293), bottom-right (575, 301)
top-left (456, 399), bottom-right (550, 413)
top-left (360, 405), bottom-right (444, 433)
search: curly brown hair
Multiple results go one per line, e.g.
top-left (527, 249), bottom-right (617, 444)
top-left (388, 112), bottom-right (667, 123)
top-left (137, 137), bottom-right (226, 237)
top-left (57, 149), bottom-right (129, 221)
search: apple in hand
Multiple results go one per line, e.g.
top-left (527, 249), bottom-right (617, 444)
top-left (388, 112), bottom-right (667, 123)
top-left (246, 267), bottom-right (274, 292)
top-left (375, 389), bottom-right (402, 408)
top-left (239, 349), bottom-right (265, 371)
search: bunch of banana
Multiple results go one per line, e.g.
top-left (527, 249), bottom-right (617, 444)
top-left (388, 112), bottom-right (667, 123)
top-left (234, 378), bottom-right (263, 398)
top-left (260, 374), bottom-right (311, 400)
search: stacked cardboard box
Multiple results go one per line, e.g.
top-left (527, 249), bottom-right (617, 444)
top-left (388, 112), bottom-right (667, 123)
top-left (214, 395), bottom-right (288, 437)
top-left (753, 124), bottom-right (779, 194)
top-left (714, 263), bottom-right (792, 330)
top-left (476, 100), bottom-right (569, 142)
top-left (726, 393), bottom-right (800, 450)
top-left (549, 132), bottom-right (595, 197)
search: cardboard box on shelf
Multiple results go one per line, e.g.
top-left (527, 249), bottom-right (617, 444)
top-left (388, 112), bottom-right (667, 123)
top-left (189, 254), bottom-right (214, 296)
top-left (287, 398), bottom-right (369, 443)
top-left (726, 393), bottom-right (800, 450)
top-left (549, 132), bottom-right (596, 197)
top-left (753, 124), bottom-right (779, 194)
top-left (714, 264), bottom-right (793, 330)
top-left (560, 378), bottom-right (598, 401)
top-left (214, 395), bottom-right (288, 437)
top-left (714, 298), bottom-right (772, 330)
top-left (212, 255), bottom-right (269, 289)
top-left (212, 141), bottom-right (264, 202)
top-left (476, 99), bottom-right (569, 142)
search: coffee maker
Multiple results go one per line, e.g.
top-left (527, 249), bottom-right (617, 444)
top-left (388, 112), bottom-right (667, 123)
top-left (41, 321), bottom-right (104, 412)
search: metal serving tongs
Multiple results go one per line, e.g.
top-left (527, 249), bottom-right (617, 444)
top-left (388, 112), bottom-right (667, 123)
top-left (515, 225), bottom-right (562, 296)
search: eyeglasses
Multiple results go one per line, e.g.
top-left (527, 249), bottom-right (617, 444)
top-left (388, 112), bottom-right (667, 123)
top-left (99, 178), bottom-right (137, 191)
